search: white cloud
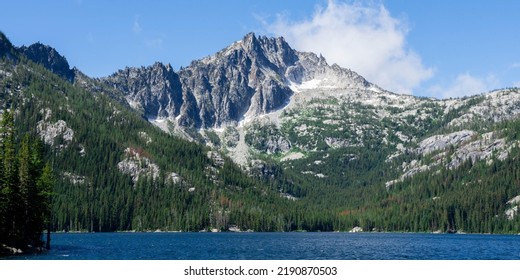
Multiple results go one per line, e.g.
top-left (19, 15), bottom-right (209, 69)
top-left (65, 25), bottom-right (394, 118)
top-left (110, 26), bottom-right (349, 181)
top-left (429, 73), bottom-right (499, 99)
top-left (264, 0), bottom-right (433, 94)
top-left (133, 15), bottom-right (142, 34)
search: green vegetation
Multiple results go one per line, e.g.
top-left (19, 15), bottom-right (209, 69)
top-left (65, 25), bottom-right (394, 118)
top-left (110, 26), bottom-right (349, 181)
top-left (2, 31), bottom-right (520, 237)
top-left (1, 43), bottom-right (309, 233)
top-left (0, 110), bottom-right (53, 250)
top-left (340, 146), bottom-right (520, 233)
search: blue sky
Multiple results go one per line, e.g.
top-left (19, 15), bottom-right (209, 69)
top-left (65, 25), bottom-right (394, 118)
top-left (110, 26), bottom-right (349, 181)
top-left (1, 0), bottom-right (519, 98)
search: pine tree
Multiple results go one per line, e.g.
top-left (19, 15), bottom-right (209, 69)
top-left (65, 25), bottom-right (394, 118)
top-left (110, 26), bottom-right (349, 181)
top-left (0, 110), bottom-right (54, 250)
top-left (0, 112), bottom-right (7, 243)
top-left (1, 110), bottom-right (21, 246)
top-left (37, 163), bottom-right (53, 249)
top-left (17, 135), bottom-right (31, 245)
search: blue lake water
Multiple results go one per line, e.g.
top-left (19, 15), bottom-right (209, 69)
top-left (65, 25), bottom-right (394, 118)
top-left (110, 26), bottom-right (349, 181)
top-left (5, 232), bottom-right (520, 260)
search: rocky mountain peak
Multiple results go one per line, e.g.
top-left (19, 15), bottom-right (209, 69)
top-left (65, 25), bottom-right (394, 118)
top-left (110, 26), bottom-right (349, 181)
top-left (238, 33), bottom-right (298, 69)
top-left (19, 42), bottom-right (75, 82)
top-left (0, 31), bottom-right (18, 61)
top-left (241, 32), bottom-right (260, 52)
top-left (101, 33), bottom-right (379, 129)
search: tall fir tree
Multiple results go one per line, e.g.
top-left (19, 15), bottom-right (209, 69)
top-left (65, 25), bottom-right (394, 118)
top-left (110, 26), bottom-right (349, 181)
top-left (1, 110), bottom-right (20, 246)
top-left (0, 110), bottom-right (53, 250)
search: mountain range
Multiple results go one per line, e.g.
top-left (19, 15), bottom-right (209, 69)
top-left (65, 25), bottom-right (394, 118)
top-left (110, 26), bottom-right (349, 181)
top-left (1, 30), bottom-right (520, 233)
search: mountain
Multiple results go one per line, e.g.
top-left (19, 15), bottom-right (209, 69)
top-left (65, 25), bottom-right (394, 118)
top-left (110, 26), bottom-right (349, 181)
top-left (100, 33), bottom-right (520, 233)
top-left (0, 32), bottom-right (18, 61)
top-left (104, 33), bottom-right (372, 129)
top-left (0, 32), bottom-right (305, 233)
top-left (19, 42), bottom-right (75, 82)
top-left (2, 30), bottom-right (520, 233)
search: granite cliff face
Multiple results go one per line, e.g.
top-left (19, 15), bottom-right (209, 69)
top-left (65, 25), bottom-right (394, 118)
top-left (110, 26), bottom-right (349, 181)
top-left (103, 62), bottom-right (183, 120)
top-left (103, 33), bottom-right (372, 128)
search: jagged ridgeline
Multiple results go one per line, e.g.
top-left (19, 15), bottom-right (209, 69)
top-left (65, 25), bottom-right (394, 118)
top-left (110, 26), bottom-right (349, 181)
top-left (0, 32), bottom-right (318, 233)
top-left (100, 32), bottom-right (520, 233)
top-left (2, 29), bottom-right (520, 234)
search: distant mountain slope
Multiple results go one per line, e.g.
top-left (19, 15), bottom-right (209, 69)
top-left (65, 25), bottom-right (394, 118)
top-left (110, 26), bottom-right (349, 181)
top-left (0, 31), bottom-right (308, 233)
top-left (2, 30), bottom-right (520, 233)
top-left (99, 32), bottom-right (520, 233)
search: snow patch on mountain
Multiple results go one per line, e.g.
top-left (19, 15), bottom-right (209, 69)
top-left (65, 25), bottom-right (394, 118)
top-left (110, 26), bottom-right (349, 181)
top-left (289, 78), bottom-right (339, 92)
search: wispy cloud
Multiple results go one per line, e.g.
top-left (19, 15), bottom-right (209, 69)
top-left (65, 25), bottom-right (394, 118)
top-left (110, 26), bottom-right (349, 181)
top-left (133, 15), bottom-right (142, 34)
top-left (429, 73), bottom-right (499, 99)
top-left (145, 38), bottom-right (164, 50)
top-left (510, 62), bottom-right (520, 69)
top-left (264, 0), bottom-right (433, 94)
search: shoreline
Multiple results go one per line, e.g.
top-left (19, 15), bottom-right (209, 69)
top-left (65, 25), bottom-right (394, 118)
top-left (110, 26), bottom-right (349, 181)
top-left (48, 230), bottom-right (520, 235)
top-left (0, 243), bottom-right (47, 258)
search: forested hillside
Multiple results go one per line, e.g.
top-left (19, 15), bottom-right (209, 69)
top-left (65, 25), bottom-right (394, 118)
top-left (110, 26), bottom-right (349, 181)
top-left (2, 30), bottom-right (520, 235)
top-left (0, 110), bottom-right (53, 252)
top-left (0, 32), bottom-right (311, 234)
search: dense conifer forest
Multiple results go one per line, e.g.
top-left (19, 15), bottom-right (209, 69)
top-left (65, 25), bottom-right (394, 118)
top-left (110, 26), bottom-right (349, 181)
top-left (0, 110), bottom-right (53, 251)
top-left (1, 30), bottom-right (520, 244)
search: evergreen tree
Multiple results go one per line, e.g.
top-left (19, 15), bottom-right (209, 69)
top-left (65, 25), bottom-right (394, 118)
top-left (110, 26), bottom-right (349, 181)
top-left (1, 110), bottom-right (21, 246)
top-left (0, 112), bottom-right (7, 242)
top-left (0, 110), bottom-right (53, 250)
top-left (37, 163), bottom-right (53, 248)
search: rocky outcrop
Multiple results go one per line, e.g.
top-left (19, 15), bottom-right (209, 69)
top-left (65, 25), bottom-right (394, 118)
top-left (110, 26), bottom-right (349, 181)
top-left (36, 119), bottom-right (74, 149)
top-left (169, 172), bottom-right (182, 184)
top-left (418, 130), bottom-right (476, 155)
top-left (349, 226), bottom-right (363, 233)
top-left (245, 125), bottom-right (291, 154)
top-left (117, 147), bottom-right (160, 183)
top-left (448, 89), bottom-right (520, 126)
top-left (35, 108), bottom-right (74, 149)
top-left (19, 43), bottom-right (75, 82)
top-left (73, 69), bottom-right (128, 104)
top-left (325, 137), bottom-right (354, 149)
top-left (265, 137), bottom-right (291, 154)
top-left (207, 151), bottom-right (225, 167)
top-left (505, 195), bottom-right (520, 220)
top-left (62, 172), bottom-right (87, 185)
top-left (386, 130), bottom-right (515, 188)
top-left (104, 62), bottom-right (183, 120)
top-left (447, 132), bottom-right (509, 169)
top-left (248, 159), bottom-right (279, 179)
top-left (223, 126), bottom-right (240, 148)
top-left (280, 193), bottom-right (299, 201)
top-left (138, 131), bottom-right (152, 144)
